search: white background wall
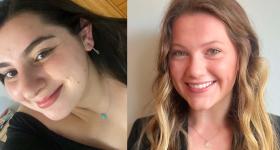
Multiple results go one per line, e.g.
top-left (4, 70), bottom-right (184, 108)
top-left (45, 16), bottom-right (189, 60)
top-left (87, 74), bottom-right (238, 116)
top-left (128, 0), bottom-right (280, 131)
top-left (128, 0), bottom-right (170, 132)
top-left (236, 0), bottom-right (280, 120)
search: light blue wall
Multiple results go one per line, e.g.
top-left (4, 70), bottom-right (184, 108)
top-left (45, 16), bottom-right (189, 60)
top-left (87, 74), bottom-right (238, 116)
top-left (0, 0), bottom-right (14, 114)
top-left (0, 85), bottom-right (15, 114)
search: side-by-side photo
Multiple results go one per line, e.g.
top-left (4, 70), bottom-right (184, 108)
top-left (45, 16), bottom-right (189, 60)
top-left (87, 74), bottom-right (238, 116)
top-left (0, 0), bottom-right (127, 149)
top-left (1, 0), bottom-right (280, 150)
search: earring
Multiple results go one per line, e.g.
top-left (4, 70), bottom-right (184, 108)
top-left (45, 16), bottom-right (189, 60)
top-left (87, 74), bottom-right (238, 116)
top-left (92, 47), bottom-right (100, 55)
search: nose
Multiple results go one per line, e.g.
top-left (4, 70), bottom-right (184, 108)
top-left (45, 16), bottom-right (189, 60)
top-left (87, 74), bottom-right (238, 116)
top-left (17, 67), bottom-right (46, 100)
top-left (185, 54), bottom-right (207, 79)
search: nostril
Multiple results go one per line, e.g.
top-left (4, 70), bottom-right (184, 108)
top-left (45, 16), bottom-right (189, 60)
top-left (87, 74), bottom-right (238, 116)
top-left (19, 82), bottom-right (42, 101)
top-left (23, 91), bottom-right (37, 100)
top-left (11, 67), bottom-right (47, 103)
top-left (18, 75), bottom-right (46, 101)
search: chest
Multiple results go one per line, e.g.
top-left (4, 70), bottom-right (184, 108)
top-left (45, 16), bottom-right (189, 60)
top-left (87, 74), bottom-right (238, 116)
top-left (44, 107), bottom-right (126, 149)
top-left (187, 130), bottom-right (232, 150)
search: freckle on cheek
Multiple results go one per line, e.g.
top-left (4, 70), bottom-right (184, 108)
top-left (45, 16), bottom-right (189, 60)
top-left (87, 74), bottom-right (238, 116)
top-left (66, 75), bottom-right (80, 85)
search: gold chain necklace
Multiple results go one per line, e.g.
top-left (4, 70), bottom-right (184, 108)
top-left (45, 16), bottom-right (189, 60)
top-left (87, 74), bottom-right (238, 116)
top-left (189, 125), bottom-right (221, 148)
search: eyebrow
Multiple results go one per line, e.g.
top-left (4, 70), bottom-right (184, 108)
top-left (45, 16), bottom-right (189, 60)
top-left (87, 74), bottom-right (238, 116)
top-left (0, 62), bottom-right (10, 68)
top-left (0, 35), bottom-right (55, 69)
top-left (200, 40), bottom-right (224, 47)
top-left (172, 40), bottom-right (224, 48)
top-left (23, 35), bottom-right (56, 56)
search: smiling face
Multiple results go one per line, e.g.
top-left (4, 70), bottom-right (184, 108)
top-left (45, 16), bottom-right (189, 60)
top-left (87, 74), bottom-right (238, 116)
top-left (0, 13), bottom-right (92, 120)
top-left (169, 12), bottom-right (239, 111)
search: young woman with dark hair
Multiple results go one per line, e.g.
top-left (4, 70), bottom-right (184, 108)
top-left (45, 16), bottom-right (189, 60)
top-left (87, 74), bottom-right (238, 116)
top-left (0, 0), bottom-right (127, 149)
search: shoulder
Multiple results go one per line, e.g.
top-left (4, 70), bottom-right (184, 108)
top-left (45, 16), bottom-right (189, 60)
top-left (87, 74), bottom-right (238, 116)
top-left (8, 106), bottom-right (53, 135)
top-left (128, 116), bottom-right (187, 150)
top-left (128, 116), bottom-right (152, 150)
top-left (8, 112), bottom-right (48, 135)
top-left (129, 116), bottom-right (152, 138)
top-left (270, 114), bottom-right (280, 135)
top-left (3, 112), bottom-right (53, 150)
top-left (5, 112), bottom-right (98, 150)
top-left (270, 113), bottom-right (280, 144)
top-left (130, 116), bottom-right (151, 131)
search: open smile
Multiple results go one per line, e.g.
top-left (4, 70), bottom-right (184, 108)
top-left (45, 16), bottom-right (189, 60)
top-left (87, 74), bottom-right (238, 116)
top-left (36, 85), bottom-right (63, 109)
top-left (186, 81), bottom-right (216, 93)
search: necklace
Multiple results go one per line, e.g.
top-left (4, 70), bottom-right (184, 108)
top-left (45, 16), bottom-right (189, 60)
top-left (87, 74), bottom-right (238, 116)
top-left (100, 98), bottom-right (110, 120)
top-left (99, 78), bottom-right (113, 120)
top-left (99, 94), bottom-right (110, 120)
top-left (189, 125), bottom-right (221, 148)
top-left (100, 113), bottom-right (108, 119)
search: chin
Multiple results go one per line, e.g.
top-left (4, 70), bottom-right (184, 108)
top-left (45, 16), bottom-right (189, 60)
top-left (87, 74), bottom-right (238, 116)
top-left (43, 110), bottom-right (71, 121)
top-left (187, 99), bottom-right (215, 111)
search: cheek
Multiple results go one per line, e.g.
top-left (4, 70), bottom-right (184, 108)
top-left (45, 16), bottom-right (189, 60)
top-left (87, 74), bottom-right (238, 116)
top-left (5, 83), bottom-right (22, 102)
top-left (169, 61), bottom-right (185, 90)
top-left (169, 60), bottom-right (186, 80)
top-left (44, 48), bottom-right (87, 79)
top-left (63, 52), bottom-right (88, 77)
top-left (214, 58), bottom-right (238, 85)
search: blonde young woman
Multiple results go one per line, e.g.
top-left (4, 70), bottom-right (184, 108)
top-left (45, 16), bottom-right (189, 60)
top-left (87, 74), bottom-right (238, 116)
top-left (128, 0), bottom-right (280, 149)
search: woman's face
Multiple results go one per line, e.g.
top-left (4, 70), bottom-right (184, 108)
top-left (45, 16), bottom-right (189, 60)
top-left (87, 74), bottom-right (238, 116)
top-left (169, 13), bottom-right (239, 111)
top-left (0, 13), bottom-right (91, 120)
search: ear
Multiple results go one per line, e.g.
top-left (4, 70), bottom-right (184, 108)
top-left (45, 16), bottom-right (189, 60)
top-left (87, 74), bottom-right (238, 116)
top-left (79, 18), bottom-right (94, 51)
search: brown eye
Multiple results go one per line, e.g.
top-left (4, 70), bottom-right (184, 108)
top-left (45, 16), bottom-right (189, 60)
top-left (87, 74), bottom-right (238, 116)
top-left (35, 48), bottom-right (54, 62)
top-left (4, 70), bottom-right (17, 80)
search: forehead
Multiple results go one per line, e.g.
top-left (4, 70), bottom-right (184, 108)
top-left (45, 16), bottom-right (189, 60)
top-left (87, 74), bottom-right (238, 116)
top-left (0, 12), bottom-right (51, 45)
top-left (0, 13), bottom-right (61, 60)
top-left (172, 12), bottom-right (231, 46)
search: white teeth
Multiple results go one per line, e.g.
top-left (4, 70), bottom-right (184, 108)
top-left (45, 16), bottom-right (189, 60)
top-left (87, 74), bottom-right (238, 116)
top-left (188, 81), bottom-right (214, 89)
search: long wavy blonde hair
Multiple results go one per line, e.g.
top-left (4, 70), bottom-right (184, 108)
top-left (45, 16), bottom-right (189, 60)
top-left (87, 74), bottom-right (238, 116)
top-left (137, 0), bottom-right (279, 149)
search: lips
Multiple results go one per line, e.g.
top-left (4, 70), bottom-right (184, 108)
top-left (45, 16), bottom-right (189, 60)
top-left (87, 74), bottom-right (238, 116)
top-left (186, 81), bottom-right (216, 93)
top-left (36, 85), bottom-right (63, 109)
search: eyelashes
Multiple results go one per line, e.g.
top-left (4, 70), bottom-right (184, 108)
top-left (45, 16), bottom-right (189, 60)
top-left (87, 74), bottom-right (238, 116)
top-left (206, 48), bottom-right (221, 56)
top-left (0, 46), bottom-right (56, 84)
top-left (169, 47), bottom-right (222, 59)
top-left (34, 47), bottom-right (56, 62)
top-left (0, 69), bottom-right (18, 83)
top-left (169, 50), bottom-right (188, 58)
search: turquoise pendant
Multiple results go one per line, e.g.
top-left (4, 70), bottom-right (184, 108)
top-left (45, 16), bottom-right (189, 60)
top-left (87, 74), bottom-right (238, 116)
top-left (100, 113), bottom-right (108, 119)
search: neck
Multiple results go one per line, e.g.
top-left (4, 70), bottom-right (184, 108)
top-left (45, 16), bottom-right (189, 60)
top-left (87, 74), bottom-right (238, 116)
top-left (187, 95), bottom-right (234, 149)
top-left (72, 56), bottom-right (116, 119)
top-left (188, 94), bottom-right (232, 130)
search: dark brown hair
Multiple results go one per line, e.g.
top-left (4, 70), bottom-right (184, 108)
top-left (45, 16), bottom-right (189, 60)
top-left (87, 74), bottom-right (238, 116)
top-left (0, 0), bottom-right (127, 84)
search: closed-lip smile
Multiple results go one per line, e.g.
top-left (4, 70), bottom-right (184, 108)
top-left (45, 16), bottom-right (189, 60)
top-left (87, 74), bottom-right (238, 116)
top-left (36, 85), bottom-right (63, 109)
